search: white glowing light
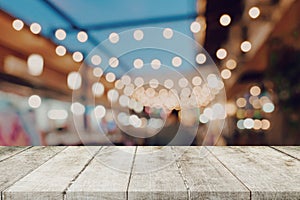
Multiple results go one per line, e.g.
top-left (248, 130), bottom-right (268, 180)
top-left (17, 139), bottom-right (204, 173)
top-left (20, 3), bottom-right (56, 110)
top-left (253, 119), bottom-right (262, 130)
top-left (55, 29), bottom-right (66, 40)
top-left (77, 31), bottom-right (88, 43)
top-left (190, 21), bottom-right (201, 33)
top-left (164, 79), bottom-right (174, 89)
top-left (71, 102), bottom-right (85, 115)
top-left (27, 54), bottom-right (44, 76)
top-left (129, 115), bottom-right (142, 128)
top-left (216, 48), bottom-right (227, 60)
top-left (124, 85), bottom-right (134, 96)
top-left (244, 118), bottom-right (254, 129)
top-left (109, 57), bottom-right (119, 68)
top-left (91, 55), bottom-right (102, 66)
top-left (212, 103), bottom-right (226, 119)
top-left (250, 86), bottom-right (261, 96)
top-left (241, 41), bottom-right (252, 52)
top-left (134, 102), bottom-right (144, 113)
top-left (159, 89), bottom-right (168, 96)
top-left (181, 88), bottom-right (191, 97)
top-left (207, 74), bottom-right (219, 88)
top-left (225, 102), bottom-right (237, 116)
top-left (94, 105), bottom-right (106, 119)
top-left (121, 75), bottom-right (131, 85)
top-left (163, 28), bottom-right (173, 39)
top-left (55, 45), bottom-right (66, 56)
top-left (236, 97), bottom-right (247, 108)
top-left (92, 82), bottom-right (105, 97)
top-left (28, 95), bottom-right (41, 108)
top-left (107, 89), bottom-right (119, 103)
top-left (12, 19), bottom-right (24, 31)
top-left (221, 69), bottom-right (232, 79)
top-left (67, 72), bottom-right (82, 90)
top-left (119, 95), bottom-right (130, 107)
top-left (249, 7), bottom-right (260, 19)
top-left (151, 59), bottom-right (161, 70)
top-left (219, 14), bottom-right (231, 26)
top-left (47, 109), bottom-right (68, 120)
top-left (146, 88), bottom-right (156, 97)
top-left (72, 51), bottom-right (83, 62)
top-left (30, 23), bottom-right (41, 34)
top-left (199, 114), bottom-right (209, 123)
top-left (105, 72), bottom-right (116, 82)
top-left (261, 119), bottom-right (271, 130)
top-left (226, 59), bottom-right (237, 70)
top-left (178, 78), bottom-right (188, 88)
top-left (128, 99), bottom-right (137, 110)
top-left (196, 53), bottom-right (206, 64)
top-left (118, 112), bottom-right (129, 126)
top-left (203, 108), bottom-right (213, 120)
top-left (149, 79), bottom-right (159, 88)
top-left (260, 96), bottom-right (271, 105)
top-left (134, 77), bottom-right (144, 87)
top-left (93, 67), bottom-right (103, 77)
top-left (133, 58), bottom-right (143, 69)
top-left (148, 118), bottom-right (164, 129)
top-left (133, 29), bottom-right (144, 41)
top-left (109, 32), bottom-right (119, 43)
top-left (115, 80), bottom-right (124, 90)
top-left (263, 102), bottom-right (275, 113)
top-left (172, 56), bottom-right (182, 67)
top-left (237, 120), bottom-right (245, 129)
top-left (192, 76), bottom-right (202, 86)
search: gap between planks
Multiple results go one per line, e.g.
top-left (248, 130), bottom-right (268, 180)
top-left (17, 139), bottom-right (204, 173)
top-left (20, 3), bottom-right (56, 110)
top-left (3, 146), bottom-right (100, 200)
top-left (1, 146), bottom-right (67, 200)
top-left (205, 146), bottom-right (252, 199)
top-left (171, 146), bottom-right (191, 200)
top-left (207, 146), bottom-right (300, 199)
top-left (62, 147), bottom-right (103, 200)
top-left (270, 146), bottom-right (300, 161)
top-left (66, 146), bottom-right (137, 199)
top-left (0, 146), bottom-right (32, 163)
top-left (125, 146), bottom-right (137, 200)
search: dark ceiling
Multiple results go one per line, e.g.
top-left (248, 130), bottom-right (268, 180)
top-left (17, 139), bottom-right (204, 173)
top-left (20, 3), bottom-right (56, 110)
top-left (204, 0), bottom-right (244, 62)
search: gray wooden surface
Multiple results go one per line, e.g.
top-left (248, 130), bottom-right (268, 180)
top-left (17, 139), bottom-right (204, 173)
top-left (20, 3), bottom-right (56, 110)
top-left (0, 146), bottom-right (299, 200)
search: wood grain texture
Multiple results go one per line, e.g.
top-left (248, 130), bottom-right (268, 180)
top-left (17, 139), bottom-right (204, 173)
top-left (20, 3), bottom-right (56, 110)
top-left (208, 146), bottom-right (300, 200)
top-left (0, 146), bottom-right (65, 196)
top-left (1, 146), bottom-right (299, 200)
top-left (272, 146), bottom-right (300, 160)
top-left (3, 146), bottom-right (100, 200)
top-left (66, 146), bottom-right (136, 200)
top-left (0, 147), bottom-right (30, 162)
top-left (128, 146), bottom-right (188, 200)
top-left (174, 146), bottom-right (250, 200)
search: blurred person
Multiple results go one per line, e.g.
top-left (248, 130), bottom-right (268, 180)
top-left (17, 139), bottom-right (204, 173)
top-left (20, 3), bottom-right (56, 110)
top-left (146, 110), bottom-right (196, 145)
top-left (145, 110), bottom-right (179, 145)
top-left (20, 109), bottom-right (42, 145)
top-left (0, 100), bottom-right (30, 145)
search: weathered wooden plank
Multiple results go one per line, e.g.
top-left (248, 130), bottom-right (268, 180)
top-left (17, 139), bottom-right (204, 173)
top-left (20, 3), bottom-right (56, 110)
top-left (128, 146), bottom-right (188, 199)
top-left (208, 146), bottom-right (300, 200)
top-left (0, 146), bottom-right (65, 195)
top-left (66, 146), bottom-right (136, 200)
top-left (0, 146), bottom-right (30, 162)
top-left (173, 146), bottom-right (250, 200)
top-left (3, 146), bottom-right (100, 200)
top-left (272, 146), bottom-right (300, 160)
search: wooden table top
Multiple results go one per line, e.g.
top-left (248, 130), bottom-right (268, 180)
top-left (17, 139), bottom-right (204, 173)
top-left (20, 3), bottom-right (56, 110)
top-left (0, 146), bottom-right (299, 199)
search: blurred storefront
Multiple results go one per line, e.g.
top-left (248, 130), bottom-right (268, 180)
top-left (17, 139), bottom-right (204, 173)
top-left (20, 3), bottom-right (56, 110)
top-left (0, 0), bottom-right (299, 145)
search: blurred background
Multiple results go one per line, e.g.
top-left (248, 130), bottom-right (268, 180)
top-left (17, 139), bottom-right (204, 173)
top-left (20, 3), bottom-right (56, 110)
top-left (0, 0), bottom-right (299, 146)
